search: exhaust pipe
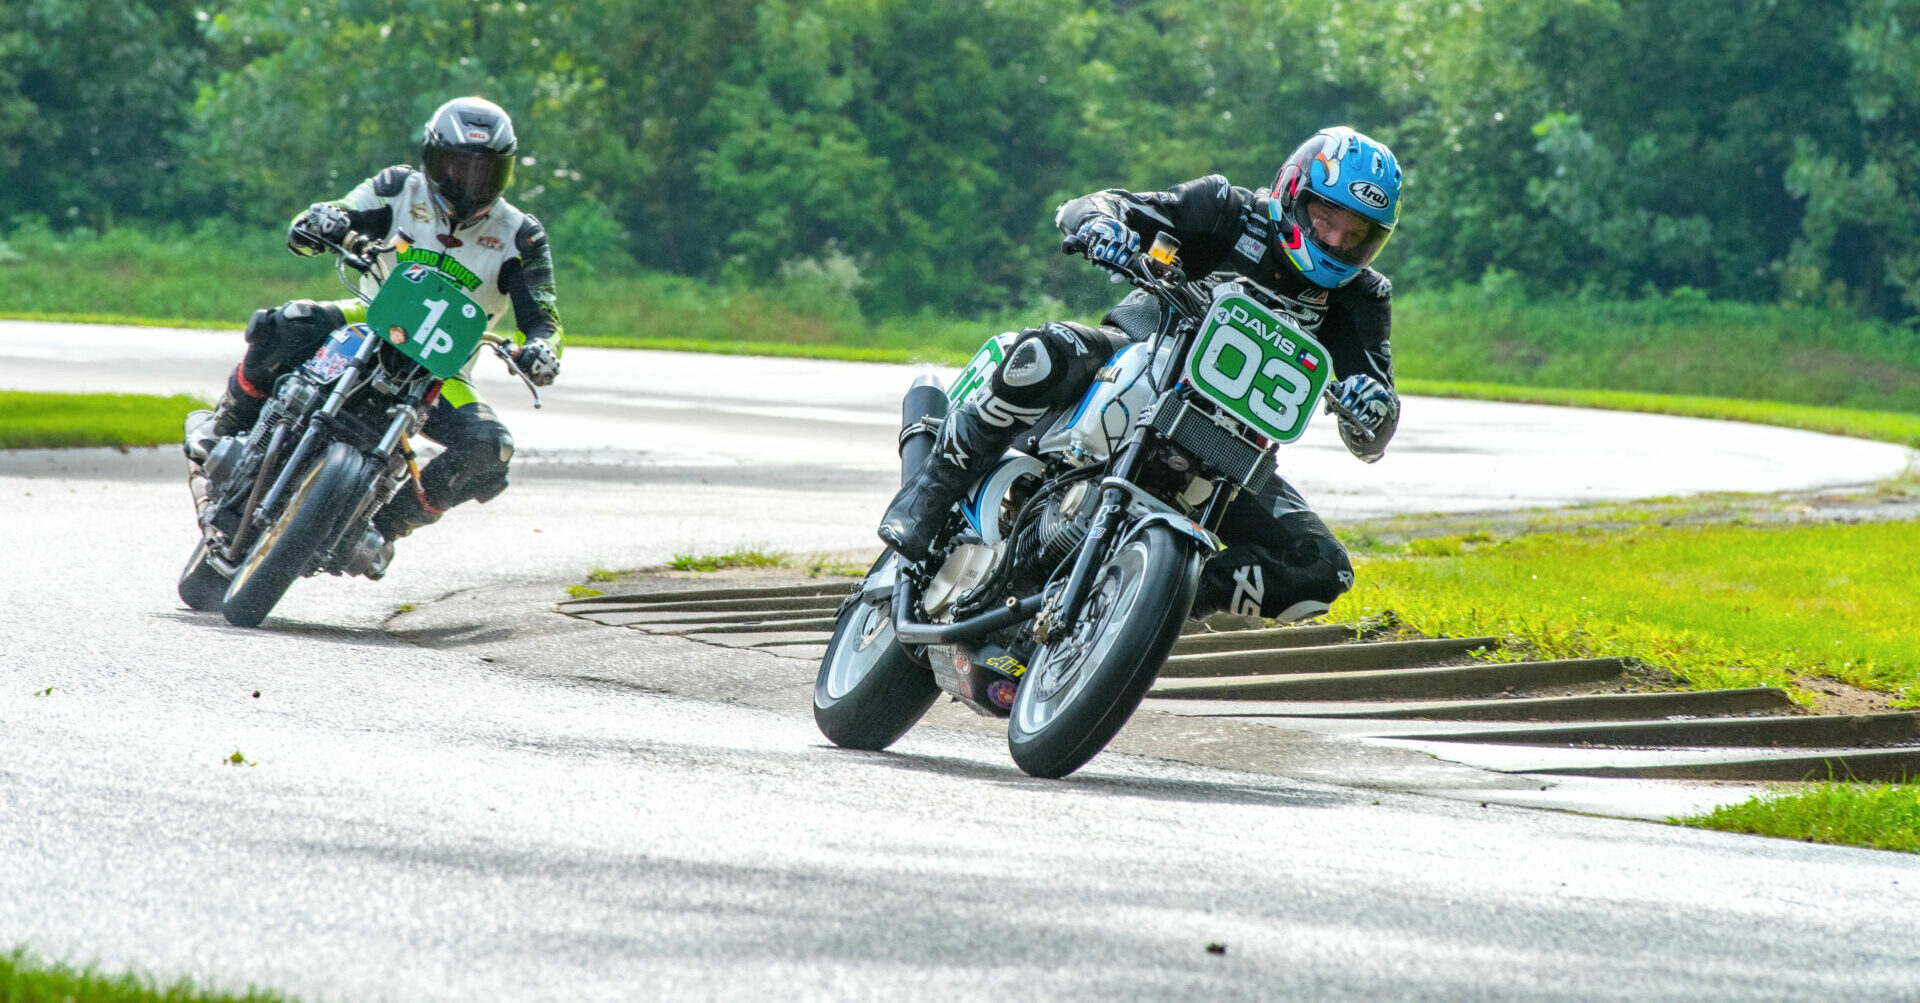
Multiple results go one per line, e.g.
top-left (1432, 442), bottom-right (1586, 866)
top-left (897, 375), bottom-right (948, 486)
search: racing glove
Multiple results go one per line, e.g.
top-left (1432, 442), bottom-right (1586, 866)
top-left (1327, 374), bottom-right (1399, 463)
top-left (1075, 215), bottom-right (1140, 274)
top-left (514, 337), bottom-right (560, 387)
top-left (287, 203), bottom-right (351, 257)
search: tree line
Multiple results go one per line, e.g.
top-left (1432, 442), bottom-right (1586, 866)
top-left (5, 0), bottom-right (1918, 320)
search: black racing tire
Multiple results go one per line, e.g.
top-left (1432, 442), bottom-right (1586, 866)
top-left (221, 440), bottom-right (369, 628)
top-left (813, 554), bottom-right (940, 751)
top-left (1007, 523), bottom-right (1199, 779)
top-left (178, 539), bottom-right (231, 611)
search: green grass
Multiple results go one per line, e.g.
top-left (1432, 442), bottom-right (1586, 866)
top-left (0, 391), bottom-right (205, 449)
top-left (1673, 783), bottom-right (1920, 854)
top-left (1331, 519), bottom-right (1920, 704)
top-left (666, 548), bottom-right (791, 573)
top-left (1, 948), bottom-right (296, 1002)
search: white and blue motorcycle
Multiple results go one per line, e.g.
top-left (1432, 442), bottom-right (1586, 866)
top-left (815, 233), bottom-right (1373, 778)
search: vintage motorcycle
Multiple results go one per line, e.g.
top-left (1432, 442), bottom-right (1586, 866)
top-left (814, 232), bottom-right (1374, 778)
top-left (178, 231), bottom-right (541, 627)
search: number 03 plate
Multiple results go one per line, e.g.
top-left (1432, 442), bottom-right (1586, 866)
top-left (1185, 286), bottom-right (1333, 443)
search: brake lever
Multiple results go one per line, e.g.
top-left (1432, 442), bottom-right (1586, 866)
top-left (1321, 387), bottom-right (1377, 441)
top-left (483, 335), bottom-right (544, 409)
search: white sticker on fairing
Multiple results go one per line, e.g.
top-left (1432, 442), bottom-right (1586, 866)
top-left (1234, 232), bottom-right (1265, 261)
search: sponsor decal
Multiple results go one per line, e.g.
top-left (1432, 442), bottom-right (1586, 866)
top-left (436, 233), bottom-right (463, 248)
top-left (409, 202), bottom-right (434, 222)
top-left (986, 679), bottom-right (1018, 711)
top-left (466, 130), bottom-right (488, 141)
top-left (477, 234), bottom-right (504, 251)
top-left (394, 245), bottom-right (483, 291)
top-left (1234, 232), bottom-right (1265, 261)
top-left (1348, 180), bottom-right (1391, 211)
top-left (402, 263), bottom-right (429, 284)
top-left (1296, 349), bottom-right (1318, 373)
top-left (984, 654), bottom-right (1027, 679)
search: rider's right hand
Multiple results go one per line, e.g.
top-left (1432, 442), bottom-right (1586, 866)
top-left (287, 203), bottom-right (351, 257)
top-left (1074, 216), bottom-right (1140, 274)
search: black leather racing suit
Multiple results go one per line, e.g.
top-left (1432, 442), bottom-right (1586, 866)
top-left (998, 174), bottom-right (1396, 617)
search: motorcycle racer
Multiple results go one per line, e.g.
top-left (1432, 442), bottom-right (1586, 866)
top-left (187, 96), bottom-right (562, 549)
top-left (879, 127), bottom-right (1403, 623)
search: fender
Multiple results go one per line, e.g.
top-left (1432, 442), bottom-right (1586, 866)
top-left (1118, 511), bottom-right (1225, 554)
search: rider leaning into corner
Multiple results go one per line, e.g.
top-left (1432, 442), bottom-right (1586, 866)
top-left (186, 96), bottom-right (563, 558)
top-left (879, 126), bottom-right (1404, 624)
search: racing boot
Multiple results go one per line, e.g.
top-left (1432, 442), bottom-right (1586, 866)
top-left (372, 485), bottom-right (444, 543)
top-left (876, 401), bottom-right (1017, 563)
top-left (184, 370), bottom-right (267, 464)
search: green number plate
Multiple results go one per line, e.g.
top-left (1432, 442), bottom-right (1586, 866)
top-left (365, 262), bottom-right (489, 381)
top-left (1184, 287), bottom-right (1333, 443)
top-left (948, 334), bottom-right (1006, 407)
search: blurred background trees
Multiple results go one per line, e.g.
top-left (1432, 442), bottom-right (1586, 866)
top-left (5, 0), bottom-right (1919, 321)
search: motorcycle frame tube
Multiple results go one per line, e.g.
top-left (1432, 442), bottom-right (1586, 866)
top-left (219, 420), bottom-right (288, 564)
top-left (892, 577), bottom-right (1048, 646)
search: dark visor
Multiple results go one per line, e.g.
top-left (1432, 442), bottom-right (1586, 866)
top-left (425, 147), bottom-right (514, 209)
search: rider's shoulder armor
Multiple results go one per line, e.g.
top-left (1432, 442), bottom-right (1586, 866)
top-left (372, 165), bottom-right (416, 198)
top-left (514, 213), bottom-right (550, 258)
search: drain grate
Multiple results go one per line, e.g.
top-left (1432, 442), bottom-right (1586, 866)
top-left (560, 582), bottom-right (1920, 783)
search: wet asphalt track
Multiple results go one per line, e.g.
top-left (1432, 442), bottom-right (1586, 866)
top-left (2, 322), bottom-right (1918, 1000)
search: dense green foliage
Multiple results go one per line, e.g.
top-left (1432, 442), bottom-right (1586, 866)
top-left (7, 0), bottom-right (1920, 322)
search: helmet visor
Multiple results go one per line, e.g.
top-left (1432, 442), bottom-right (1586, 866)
top-left (424, 146), bottom-right (514, 212)
top-left (1294, 192), bottom-right (1392, 267)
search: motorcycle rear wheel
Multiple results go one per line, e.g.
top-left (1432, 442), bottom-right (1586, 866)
top-left (221, 440), bottom-right (369, 628)
top-left (1007, 523), bottom-right (1198, 779)
top-left (813, 554), bottom-right (939, 751)
top-left (178, 539), bottom-right (230, 611)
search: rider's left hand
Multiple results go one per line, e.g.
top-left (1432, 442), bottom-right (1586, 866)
top-left (514, 337), bottom-right (560, 387)
top-left (1326, 374), bottom-right (1398, 463)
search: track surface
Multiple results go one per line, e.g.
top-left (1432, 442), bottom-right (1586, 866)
top-left (3, 322), bottom-right (1918, 1000)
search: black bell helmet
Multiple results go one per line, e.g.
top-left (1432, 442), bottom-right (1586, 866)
top-left (421, 97), bottom-right (517, 223)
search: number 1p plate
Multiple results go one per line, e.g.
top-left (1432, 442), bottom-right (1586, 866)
top-left (366, 264), bottom-right (489, 381)
top-left (1184, 291), bottom-right (1333, 443)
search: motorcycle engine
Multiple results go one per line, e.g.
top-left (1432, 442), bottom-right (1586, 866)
top-left (1015, 480), bottom-right (1095, 576)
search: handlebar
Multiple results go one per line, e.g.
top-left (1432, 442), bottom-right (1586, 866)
top-left (481, 333), bottom-right (544, 409)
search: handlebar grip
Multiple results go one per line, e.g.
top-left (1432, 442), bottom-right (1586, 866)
top-left (1061, 234), bottom-right (1087, 256)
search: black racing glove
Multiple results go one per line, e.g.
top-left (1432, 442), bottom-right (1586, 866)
top-left (287, 203), bottom-right (351, 257)
top-left (1327, 374), bottom-right (1399, 463)
top-left (514, 337), bottom-right (560, 387)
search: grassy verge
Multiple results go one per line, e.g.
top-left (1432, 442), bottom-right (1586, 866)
top-left (1673, 783), bottom-right (1920, 854)
top-left (0, 391), bottom-right (205, 449)
top-left (1330, 516), bottom-right (1920, 705)
top-left (1, 948), bottom-right (294, 1002)
top-left (1398, 379), bottom-right (1920, 449)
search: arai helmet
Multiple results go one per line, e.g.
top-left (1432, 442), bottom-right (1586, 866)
top-left (1270, 127), bottom-right (1401, 288)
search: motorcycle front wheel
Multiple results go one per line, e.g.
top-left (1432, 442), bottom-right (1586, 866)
top-left (221, 440), bottom-right (369, 628)
top-left (1008, 523), bottom-right (1199, 779)
top-left (813, 553), bottom-right (940, 751)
